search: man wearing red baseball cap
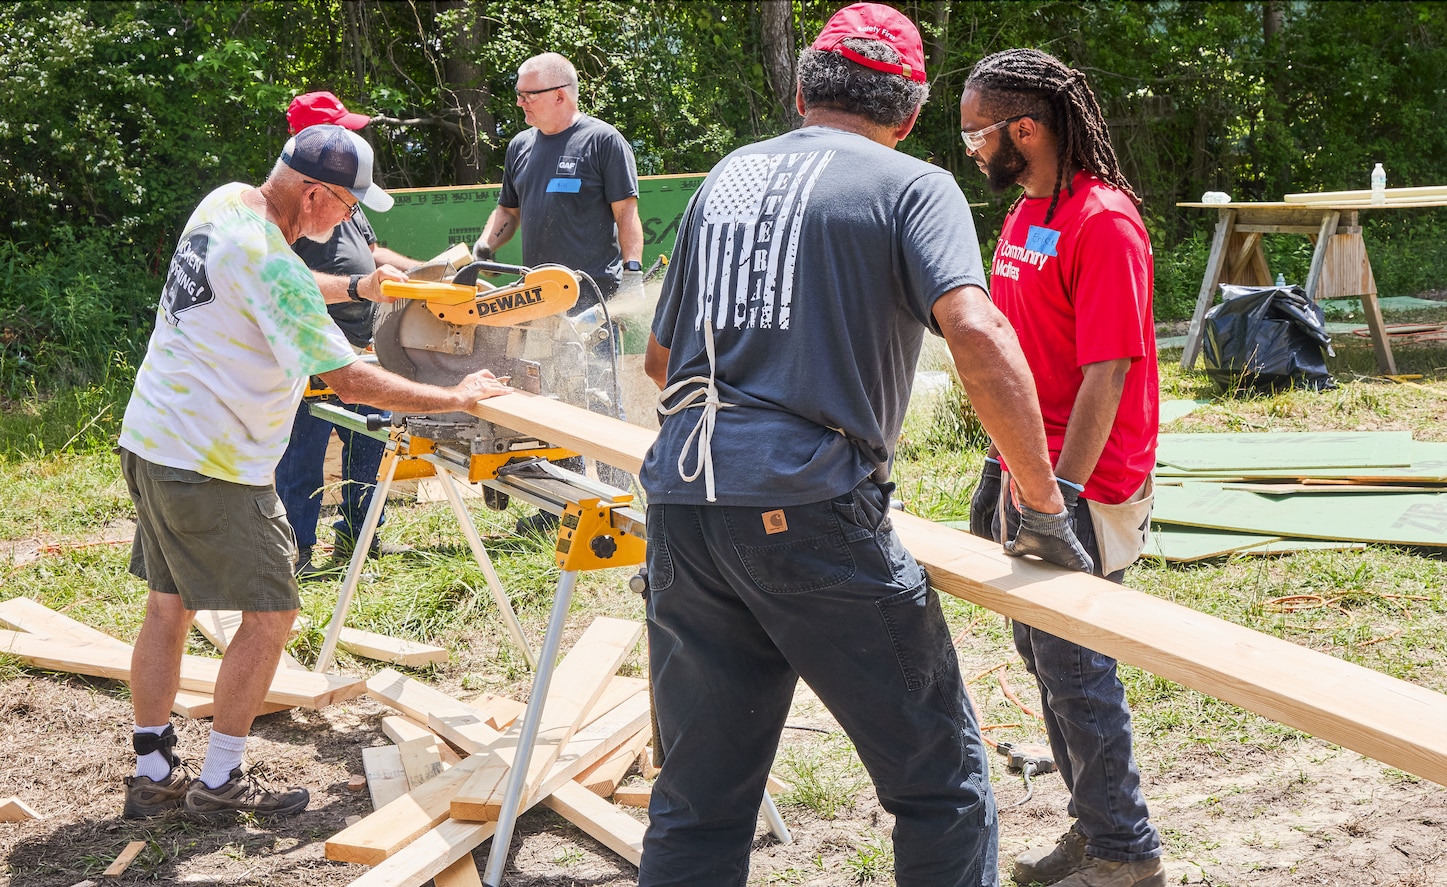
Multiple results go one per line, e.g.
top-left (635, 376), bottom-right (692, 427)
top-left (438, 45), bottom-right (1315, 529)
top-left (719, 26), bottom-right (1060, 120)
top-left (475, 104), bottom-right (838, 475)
top-left (275, 91), bottom-right (422, 578)
top-left (637, 4), bottom-right (1088, 886)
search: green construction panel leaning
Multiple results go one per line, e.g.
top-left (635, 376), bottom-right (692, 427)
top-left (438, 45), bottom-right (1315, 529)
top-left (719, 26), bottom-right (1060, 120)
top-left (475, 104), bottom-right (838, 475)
top-left (370, 173), bottom-right (708, 270)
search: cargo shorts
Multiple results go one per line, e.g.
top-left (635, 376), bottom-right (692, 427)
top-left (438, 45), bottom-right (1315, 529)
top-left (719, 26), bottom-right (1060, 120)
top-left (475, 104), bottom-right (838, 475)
top-left (120, 448), bottom-right (300, 612)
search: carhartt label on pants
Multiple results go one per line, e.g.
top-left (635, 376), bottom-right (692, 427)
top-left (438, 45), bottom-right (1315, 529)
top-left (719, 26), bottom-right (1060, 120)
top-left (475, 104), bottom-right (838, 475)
top-left (762, 509), bottom-right (788, 535)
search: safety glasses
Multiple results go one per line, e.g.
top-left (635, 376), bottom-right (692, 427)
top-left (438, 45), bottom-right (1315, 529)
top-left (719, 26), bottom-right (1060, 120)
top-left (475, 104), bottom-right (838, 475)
top-left (960, 115), bottom-right (1028, 152)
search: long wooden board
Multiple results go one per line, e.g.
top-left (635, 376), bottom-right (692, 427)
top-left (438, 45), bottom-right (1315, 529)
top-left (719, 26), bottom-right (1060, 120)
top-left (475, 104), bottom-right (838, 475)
top-left (0, 630), bottom-right (365, 709)
top-left (0, 598), bottom-right (218, 718)
top-left (542, 781), bottom-right (645, 866)
top-left (470, 395), bottom-right (1447, 787)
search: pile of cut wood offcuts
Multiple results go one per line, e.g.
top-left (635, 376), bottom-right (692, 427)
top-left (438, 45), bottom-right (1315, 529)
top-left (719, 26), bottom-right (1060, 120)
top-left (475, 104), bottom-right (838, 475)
top-left (1146, 430), bottom-right (1447, 561)
top-left (0, 596), bottom-right (713, 885)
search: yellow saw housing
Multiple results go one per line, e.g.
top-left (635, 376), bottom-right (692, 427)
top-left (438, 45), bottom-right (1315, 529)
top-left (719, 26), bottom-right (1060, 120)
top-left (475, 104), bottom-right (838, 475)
top-left (380, 266), bottom-right (579, 326)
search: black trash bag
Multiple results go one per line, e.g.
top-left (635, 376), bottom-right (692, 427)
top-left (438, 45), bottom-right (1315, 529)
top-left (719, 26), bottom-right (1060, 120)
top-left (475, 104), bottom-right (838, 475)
top-left (1201, 284), bottom-right (1337, 392)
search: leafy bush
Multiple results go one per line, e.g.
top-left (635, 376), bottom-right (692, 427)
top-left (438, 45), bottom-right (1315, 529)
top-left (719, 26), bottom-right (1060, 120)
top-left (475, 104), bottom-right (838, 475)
top-left (0, 228), bottom-right (154, 398)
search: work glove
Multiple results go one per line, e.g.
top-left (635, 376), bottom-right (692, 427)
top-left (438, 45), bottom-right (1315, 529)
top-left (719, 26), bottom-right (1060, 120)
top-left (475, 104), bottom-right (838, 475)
top-left (968, 457), bottom-right (1001, 540)
top-left (618, 269), bottom-right (645, 303)
top-left (1003, 478), bottom-right (1094, 573)
top-left (472, 239), bottom-right (493, 263)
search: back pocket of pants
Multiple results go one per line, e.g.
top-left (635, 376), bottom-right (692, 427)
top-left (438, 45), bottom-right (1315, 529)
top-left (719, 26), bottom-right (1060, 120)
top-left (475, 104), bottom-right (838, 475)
top-left (731, 507), bottom-right (854, 595)
top-left (875, 579), bottom-right (949, 691)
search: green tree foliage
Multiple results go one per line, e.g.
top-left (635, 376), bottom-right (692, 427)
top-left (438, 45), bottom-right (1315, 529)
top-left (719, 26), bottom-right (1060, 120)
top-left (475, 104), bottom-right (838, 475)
top-left (4, 1), bottom-right (1447, 395)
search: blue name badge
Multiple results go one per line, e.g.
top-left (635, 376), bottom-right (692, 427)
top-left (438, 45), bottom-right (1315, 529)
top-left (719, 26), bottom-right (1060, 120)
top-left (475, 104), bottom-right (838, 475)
top-left (546, 177), bottom-right (582, 193)
top-left (1025, 225), bottom-right (1060, 256)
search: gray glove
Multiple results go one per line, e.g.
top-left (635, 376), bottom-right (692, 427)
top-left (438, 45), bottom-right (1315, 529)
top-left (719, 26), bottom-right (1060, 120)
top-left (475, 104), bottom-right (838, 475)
top-left (618, 269), bottom-right (645, 302)
top-left (472, 239), bottom-right (493, 262)
top-left (968, 457), bottom-right (1001, 540)
top-left (1004, 497), bottom-right (1094, 573)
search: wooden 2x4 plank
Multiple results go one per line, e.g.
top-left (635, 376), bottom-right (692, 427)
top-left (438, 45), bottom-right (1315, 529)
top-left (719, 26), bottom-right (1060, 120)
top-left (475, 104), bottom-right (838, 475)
top-left (0, 630), bottom-right (365, 709)
top-left (326, 692), bottom-right (650, 867)
top-left (542, 781), bottom-right (645, 866)
top-left (469, 395), bottom-right (1447, 787)
top-left (449, 617), bottom-right (643, 822)
top-left (0, 598), bottom-right (219, 718)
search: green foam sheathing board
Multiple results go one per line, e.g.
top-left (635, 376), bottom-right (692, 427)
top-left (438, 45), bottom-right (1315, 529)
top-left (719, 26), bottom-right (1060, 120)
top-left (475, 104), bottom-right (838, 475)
top-left (1156, 431), bottom-right (1413, 472)
top-left (1152, 483), bottom-right (1447, 547)
top-left (1244, 538), bottom-right (1367, 555)
top-left (1153, 439), bottom-right (1447, 482)
top-left (1159, 399), bottom-right (1210, 424)
top-left (1220, 482), bottom-right (1447, 495)
top-left (1143, 525), bottom-right (1281, 561)
top-left (1319, 295), bottom-right (1445, 314)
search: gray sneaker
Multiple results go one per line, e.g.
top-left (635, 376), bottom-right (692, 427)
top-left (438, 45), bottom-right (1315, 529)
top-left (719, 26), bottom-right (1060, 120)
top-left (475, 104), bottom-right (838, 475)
top-left (1053, 856), bottom-right (1166, 887)
top-left (122, 766), bottom-right (192, 819)
top-left (1013, 824), bottom-right (1087, 885)
top-left (184, 768), bottom-right (309, 820)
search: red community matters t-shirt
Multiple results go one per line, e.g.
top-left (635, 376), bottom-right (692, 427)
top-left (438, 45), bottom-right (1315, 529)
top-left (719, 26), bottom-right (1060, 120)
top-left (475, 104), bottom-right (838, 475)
top-left (990, 171), bottom-right (1158, 505)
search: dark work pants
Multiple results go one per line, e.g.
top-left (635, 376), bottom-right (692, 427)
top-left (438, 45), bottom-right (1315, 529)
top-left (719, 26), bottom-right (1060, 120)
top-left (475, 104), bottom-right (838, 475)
top-left (1004, 497), bottom-right (1162, 863)
top-left (274, 399), bottom-right (387, 550)
top-left (639, 481), bottom-right (999, 887)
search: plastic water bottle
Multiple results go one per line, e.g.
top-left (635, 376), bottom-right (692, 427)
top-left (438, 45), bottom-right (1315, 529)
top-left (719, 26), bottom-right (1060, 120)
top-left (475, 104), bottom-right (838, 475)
top-left (1275, 272), bottom-right (1286, 288)
top-left (1371, 163), bottom-right (1387, 205)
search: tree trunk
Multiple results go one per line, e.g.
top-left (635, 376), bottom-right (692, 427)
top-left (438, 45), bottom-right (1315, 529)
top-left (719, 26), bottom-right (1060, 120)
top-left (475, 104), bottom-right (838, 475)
top-left (758, 1), bottom-right (800, 129)
top-left (439, 0), bottom-right (493, 184)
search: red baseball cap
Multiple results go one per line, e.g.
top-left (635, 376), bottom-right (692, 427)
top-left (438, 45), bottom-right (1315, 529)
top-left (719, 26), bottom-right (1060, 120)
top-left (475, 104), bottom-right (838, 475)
top-left (811, 3), bottom-right (927, 83)
top-left (286, 91), bottom-right (371, 134)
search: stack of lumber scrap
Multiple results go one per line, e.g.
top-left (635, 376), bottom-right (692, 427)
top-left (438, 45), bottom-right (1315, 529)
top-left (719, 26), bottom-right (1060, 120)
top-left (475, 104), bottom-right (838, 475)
top-left (0, 598), bottom-right (365, 715)
top-left (1147, 431), bottom-right (1447, 561)
top-left (1284, 184), bottom-right (1447, 209)
top-left (329, 616), bottom-right (652, 885)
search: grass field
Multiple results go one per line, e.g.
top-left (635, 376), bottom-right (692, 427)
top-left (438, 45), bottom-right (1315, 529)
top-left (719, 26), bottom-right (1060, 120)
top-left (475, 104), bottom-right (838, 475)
top-left (1, 323), bottom-right (1445, 885)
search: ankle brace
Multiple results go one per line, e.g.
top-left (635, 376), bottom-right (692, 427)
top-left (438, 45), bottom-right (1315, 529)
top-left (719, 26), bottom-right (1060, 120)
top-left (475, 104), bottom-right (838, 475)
top-left (133, 724), bottom-right (180, 769)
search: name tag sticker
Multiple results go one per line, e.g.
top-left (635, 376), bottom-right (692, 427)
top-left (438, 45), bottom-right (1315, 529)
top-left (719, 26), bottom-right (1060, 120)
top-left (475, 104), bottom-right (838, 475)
top-left (762, 509), bottom-right (788, 535)
top-left (546, 177), bottom-right (582, 193)
top-left (1025, 225), bottom-right (1060, 256)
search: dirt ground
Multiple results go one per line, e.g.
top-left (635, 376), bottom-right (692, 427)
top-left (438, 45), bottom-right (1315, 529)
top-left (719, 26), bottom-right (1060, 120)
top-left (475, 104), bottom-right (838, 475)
top-left (1, 643), bottom-right (1444, 887)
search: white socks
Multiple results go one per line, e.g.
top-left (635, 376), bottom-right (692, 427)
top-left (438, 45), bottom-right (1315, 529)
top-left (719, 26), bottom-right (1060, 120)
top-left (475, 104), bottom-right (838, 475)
top-left (198, 729), bottom-right (248, 789)
top-left (133, 724), bottom-right (172, 782)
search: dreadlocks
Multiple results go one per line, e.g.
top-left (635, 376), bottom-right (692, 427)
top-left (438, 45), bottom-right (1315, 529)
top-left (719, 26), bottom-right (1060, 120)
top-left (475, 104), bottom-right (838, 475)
top-left (965, 48), bottom-right (1138, 223)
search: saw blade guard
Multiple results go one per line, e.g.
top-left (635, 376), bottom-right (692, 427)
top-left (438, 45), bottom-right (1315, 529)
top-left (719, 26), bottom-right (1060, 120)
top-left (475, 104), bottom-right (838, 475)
top-left (372, 262), bottom-right (623, 458)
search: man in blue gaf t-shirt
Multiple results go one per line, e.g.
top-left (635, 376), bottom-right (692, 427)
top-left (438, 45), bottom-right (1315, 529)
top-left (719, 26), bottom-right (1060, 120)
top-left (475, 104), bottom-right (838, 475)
top-left (474, 51), bottom-right (645, 528)
top-left (472, 51), bottom-right (644, 312)
top-left (635, 4), bottom-right (1094, 887)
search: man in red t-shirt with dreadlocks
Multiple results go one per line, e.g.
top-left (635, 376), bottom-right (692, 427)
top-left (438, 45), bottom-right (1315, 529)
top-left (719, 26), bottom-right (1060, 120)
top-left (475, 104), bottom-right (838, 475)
top-left (961, 48), bottom-right (1165, 887)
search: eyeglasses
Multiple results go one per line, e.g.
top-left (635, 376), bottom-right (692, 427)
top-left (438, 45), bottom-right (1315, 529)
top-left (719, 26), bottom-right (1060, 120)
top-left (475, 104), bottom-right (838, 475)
top-left (515, 83), bottom-right (571, 102)
top-left (304, 179), bottom-right (359, 218)
top-left (960, 115), bottom-right (1029, 152)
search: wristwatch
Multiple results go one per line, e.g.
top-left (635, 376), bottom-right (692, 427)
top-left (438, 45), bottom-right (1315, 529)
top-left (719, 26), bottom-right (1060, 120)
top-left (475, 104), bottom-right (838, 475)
top-left (347, 274), bottom-right (364, 302)
top-left (623, 260), bottom-right (642, 272)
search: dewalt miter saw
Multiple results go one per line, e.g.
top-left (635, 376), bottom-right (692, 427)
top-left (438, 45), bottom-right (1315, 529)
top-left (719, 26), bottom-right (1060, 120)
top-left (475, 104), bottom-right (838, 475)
top-left (368, 249), bottom-right (619, 484)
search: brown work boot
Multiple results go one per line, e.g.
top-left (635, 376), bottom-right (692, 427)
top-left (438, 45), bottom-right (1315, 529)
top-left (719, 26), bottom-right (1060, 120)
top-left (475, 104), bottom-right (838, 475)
top-left (1052, 856), bottom-right (1166, 887)
top-left (1013, 824), bottom-right (1087, 885)
top-left (122, 766), bottom-right (192, 819)
top-left (184, 768), bottom-right (309, 820)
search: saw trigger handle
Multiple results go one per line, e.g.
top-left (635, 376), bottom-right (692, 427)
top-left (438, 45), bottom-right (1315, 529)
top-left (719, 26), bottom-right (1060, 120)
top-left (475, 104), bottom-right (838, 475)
top-left (453, 259), bottom-right (529, 288)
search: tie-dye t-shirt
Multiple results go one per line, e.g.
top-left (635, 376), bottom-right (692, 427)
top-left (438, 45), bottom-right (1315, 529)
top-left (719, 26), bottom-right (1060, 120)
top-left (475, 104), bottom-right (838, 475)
top-left (120, 183), bottom-right (357, 485)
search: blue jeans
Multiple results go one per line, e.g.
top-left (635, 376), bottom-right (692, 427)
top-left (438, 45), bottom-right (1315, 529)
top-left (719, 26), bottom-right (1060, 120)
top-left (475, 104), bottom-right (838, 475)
top-left (274, 399), bottom-right (386, 550)
top-left (639, 481), bottom-right (999, 887)
top-left (1005, 497), bottom-right (1162, 863)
